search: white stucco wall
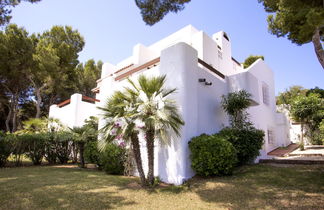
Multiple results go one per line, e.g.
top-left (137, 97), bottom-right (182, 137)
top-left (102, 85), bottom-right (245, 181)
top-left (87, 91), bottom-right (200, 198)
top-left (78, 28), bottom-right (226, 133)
top-left (49, 93), bottom-right (98, 128)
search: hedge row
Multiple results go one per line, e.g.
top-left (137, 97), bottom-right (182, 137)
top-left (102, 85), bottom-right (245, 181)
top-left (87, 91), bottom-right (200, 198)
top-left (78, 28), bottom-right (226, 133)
top-left (0, 131), bottom-right (126, 175)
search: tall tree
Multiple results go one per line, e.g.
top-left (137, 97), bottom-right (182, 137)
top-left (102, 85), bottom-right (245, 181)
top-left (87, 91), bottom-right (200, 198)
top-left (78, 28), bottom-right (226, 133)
top-left (0, 24), bottom-right (34, 132)
top-left (0, 0), bottom-right (41, 26)
top-left (135, 0), bottom-right (191, 25)
top-left (32, 26), bottom-right (85, 116)
top-left (258, 0), bottom-right (324, 69)
top-left (76, 59), bottom-right (102, 98)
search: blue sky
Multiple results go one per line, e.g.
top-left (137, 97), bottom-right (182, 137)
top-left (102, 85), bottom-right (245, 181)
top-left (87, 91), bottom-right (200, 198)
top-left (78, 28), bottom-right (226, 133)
top-left (11, 0), bottom-right (323, 94)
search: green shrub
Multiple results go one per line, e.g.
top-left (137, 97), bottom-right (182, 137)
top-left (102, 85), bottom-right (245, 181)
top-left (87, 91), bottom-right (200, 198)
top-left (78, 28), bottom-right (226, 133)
top-left (219, 127), bottom-right (264, 165)
top-left (44, 132), bottom-right (58, 164)
top-left (54, 131), bottom-right (73, 164)
top-left (84, 141), bottom-right (100, 164)
top-left (189, 134), bottom-right (237, 176)
top-left (0, 132), bottom-right (11, 167)
top-left (19, 133), bottom-right (47, 165)
top-left (99, 143), bottom-right (126, 175)
top-left (5, 133), bottom-right (26, 166)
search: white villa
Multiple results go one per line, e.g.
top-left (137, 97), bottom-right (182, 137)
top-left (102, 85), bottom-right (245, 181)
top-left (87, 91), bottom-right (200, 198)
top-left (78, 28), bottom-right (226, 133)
top-left (49, 25), bottom-right (294, 185)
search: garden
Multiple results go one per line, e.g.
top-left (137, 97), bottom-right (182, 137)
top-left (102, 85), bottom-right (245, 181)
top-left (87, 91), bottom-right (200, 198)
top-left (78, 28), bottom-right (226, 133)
top-left (1, 75), bottom-right (324, 209)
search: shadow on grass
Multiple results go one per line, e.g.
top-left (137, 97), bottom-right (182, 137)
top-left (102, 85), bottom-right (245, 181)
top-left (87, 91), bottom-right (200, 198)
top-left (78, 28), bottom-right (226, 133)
top-left (192, 164), bottom-right (324, 209)
top-left (0, 166), bottom-right (136, 209)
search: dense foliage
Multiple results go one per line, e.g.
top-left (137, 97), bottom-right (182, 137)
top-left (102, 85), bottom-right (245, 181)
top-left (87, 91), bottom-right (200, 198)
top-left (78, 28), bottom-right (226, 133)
top-left (0, 24), bottom-right (102, 132)
top-left (84, 141), bottom-right (101, 164)
top-left (221, 90), bottom-right (252, 128)
top-left (290, 93), bottom-right (324, 147)
top-left (258, 0), bottom-right (324, 69)
top-left (243, 55), bottom-right (264, 68)
top-left (219, 127), bottom-right (264, 165)
top-left (20, 133), bottom-right (47, 165)
top-left (99, 143), bottom-right (126, 175)
top-left (276, 86), bottom-right (307, 108)
top-left (135, 0), bottom-right (191, 25)
top-left (0, 131), bottom-right (11, 167)
top-left (221, 90), bottom-right (265, 165)
top-left (189, 134), bottom-right (237, 176)
top-left (277, 86), bottom-right (324, 145)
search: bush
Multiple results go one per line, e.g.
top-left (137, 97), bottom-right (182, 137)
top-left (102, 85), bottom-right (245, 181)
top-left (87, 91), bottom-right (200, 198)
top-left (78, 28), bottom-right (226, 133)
top-left (84, 141), bottom-right (100, 164)
top-left (5, 133), bottom-right (26, 166)
top-left (54, 131), bottom-right (73, 164)
top-left (0, 132), bottom-right (11, 167)
top-left (189, 134), bottom-right (237, 176)
top-left (19, 133), bottom-right (47, 165)
top-left (99, 143), bottom-right (126, 175)
top-left (44, 132), bottom-right (58, 164)
top-left (219, 127), bottom-right (264, 165)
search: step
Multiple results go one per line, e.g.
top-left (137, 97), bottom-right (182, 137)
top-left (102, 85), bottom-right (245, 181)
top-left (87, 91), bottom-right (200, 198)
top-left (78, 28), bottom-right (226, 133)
top-left (288, 153), bottom-right (323, 157)
top-left (259, 159), bottom-right (324, 165)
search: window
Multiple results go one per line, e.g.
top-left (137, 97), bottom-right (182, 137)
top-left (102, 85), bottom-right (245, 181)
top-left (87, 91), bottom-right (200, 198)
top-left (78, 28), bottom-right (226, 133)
top-left (267, 129), bottom-right (275, 145)
top-left (262, 82), bottom-right (269, 105)
top-left (218, 50), bottom-right (222, 59)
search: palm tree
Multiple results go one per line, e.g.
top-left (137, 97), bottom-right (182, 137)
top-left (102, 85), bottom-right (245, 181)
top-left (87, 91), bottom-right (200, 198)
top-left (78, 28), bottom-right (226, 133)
top-left (70, 126), bottom-right (87, 168)
top-left (99, 90), bottom-right (147, 186)
top-left (129, 75), bottom-right (184, 185)
top-left (69, 117), bottom-right (98, 168)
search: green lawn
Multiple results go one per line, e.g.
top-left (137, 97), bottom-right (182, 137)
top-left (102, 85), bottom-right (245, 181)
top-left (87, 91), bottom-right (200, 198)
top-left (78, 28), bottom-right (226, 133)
top-left (0, 164), bottom-right (323, 210)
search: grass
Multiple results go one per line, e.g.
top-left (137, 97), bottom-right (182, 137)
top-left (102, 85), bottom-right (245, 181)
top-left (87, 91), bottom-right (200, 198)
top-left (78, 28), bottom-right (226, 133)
top-left (0, 164), bottom-right (323, 210)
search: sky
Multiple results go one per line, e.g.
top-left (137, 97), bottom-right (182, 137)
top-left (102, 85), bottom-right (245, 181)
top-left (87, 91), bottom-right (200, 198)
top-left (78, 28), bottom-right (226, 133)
top-left (10, 0), bottom-right (324, 95)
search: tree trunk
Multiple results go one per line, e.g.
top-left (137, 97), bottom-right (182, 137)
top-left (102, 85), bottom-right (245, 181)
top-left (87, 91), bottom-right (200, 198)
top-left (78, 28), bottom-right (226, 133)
top-left (35, 87), bottom-right (42, 118)
top-left (146, 129), bottom-right (155, 186)
top-left (312, 27), bottom-right (324, 69)
top-left (131, 132), bottom-right (147, 186)
top-left (5, 107), bottom-right (12, 132)
top-left (79, 142), bottom-right (85, 168)
top-left (12, 98), bottom-right (18, 133)
top-left (300, 123), bottom-right (305, 150)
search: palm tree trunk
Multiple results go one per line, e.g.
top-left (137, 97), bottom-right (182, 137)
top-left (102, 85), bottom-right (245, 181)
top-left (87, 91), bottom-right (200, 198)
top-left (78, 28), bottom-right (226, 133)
top-left (79, 142), bottom-right (85, 168)
top-left (131, 132), bottom-right (147, 186)
top-left (312, 27), bottom-right (324, 69)
top-left (146, 129), bottom-right (155, 186)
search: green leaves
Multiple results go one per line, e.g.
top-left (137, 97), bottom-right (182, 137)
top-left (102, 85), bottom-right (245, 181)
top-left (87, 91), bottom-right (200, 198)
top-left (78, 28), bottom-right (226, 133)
top-left (259, 0), bottom-right (324, 68)
top-left (221, 90), bottom-right (252, 129)
top-left (135, 0), bottom-right (191, 25)
top-left (243, 55), bottom-right (264, 69)
top-left (189, 134), bottom-right (237, 176)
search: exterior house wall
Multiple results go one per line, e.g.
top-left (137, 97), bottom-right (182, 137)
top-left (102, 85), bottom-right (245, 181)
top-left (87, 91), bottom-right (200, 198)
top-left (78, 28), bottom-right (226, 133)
top-left (49, 25), bottom-right (292, 185)
top-left (49, 93), bottom-right (98, 128)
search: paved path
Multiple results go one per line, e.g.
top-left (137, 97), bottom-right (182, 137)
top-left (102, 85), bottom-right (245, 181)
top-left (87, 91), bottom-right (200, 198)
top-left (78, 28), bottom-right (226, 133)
top-left (261, 145), bottom-right (324, 164)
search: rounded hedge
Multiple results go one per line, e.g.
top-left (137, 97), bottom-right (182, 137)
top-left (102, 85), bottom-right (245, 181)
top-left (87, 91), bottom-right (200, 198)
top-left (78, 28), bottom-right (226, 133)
top-left (189, 134), bottom-right (237, 176)
top-left (219, 127), bottom-right (264, 165)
